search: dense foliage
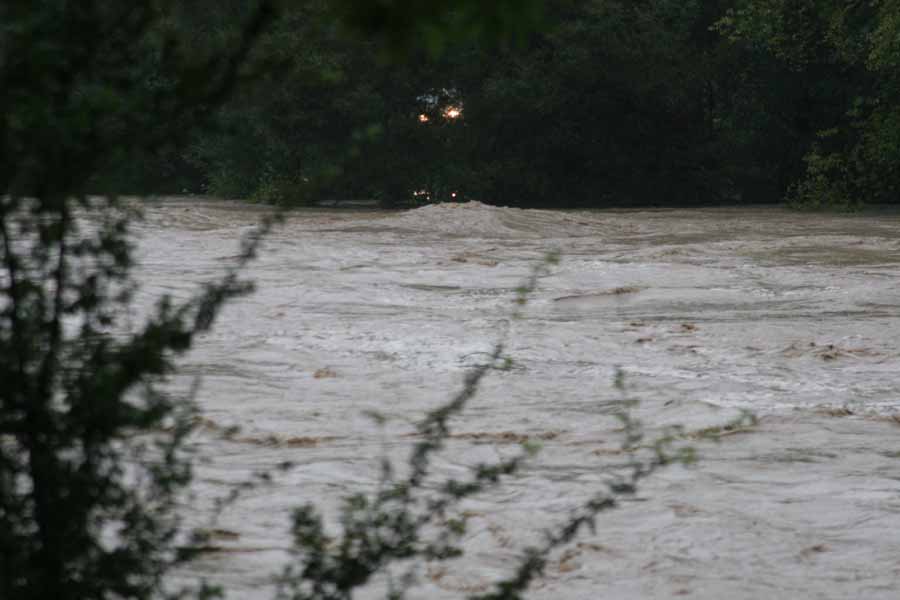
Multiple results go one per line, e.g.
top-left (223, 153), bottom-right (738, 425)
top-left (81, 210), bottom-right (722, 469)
top-left (0, 2), bottom-right (280, 598)
top-left (132, 0), bottom-right (900, 208)
top-left (719, 0), bottom-right (900, 208)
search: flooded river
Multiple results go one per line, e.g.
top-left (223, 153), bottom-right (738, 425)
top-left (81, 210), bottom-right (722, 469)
top-left (135, 199), bottom-right (900, 599)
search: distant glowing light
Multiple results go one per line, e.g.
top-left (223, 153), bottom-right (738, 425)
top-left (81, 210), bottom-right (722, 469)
top-left (451, 192), bottom-right (458, 199)
top-left (443, 106), bottom-right (462, 119)
top-left (418, 114), bottom-right (430, 123)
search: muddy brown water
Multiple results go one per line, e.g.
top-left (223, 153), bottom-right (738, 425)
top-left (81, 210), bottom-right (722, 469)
top-left (132, 199), bottom-right (900, 599)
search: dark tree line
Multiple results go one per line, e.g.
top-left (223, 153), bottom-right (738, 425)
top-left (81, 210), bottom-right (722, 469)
top-left (107, 0), bottom-right (900, 209)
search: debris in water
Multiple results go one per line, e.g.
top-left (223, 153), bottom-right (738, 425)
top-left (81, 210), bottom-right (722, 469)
top-left (450, 253), bottom-right (499, 266)
top-left (782, 341), bottom-right (883, 360)
top-left (610, 286), bottom-right (641, 295)
top-left (799, 544), bottom-right (830, 559)
top-left (195, 528), bottom-right (241, 541)
top-left (554, 286), bottom-right (642, 302)
top-left (816, 406), bottom-right (855, 417)
top-left (229, 434), bottom-right (340, 448)
top-left (402, 430), bottom-right (561, 444)
top-left (314, 367), bottom-right (338, 379)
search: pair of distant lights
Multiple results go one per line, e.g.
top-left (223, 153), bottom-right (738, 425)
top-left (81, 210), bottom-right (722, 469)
top-left (418, 107), bottom-right (462, 123)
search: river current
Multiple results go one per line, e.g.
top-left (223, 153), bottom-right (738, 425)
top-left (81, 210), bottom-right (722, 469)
top-left (133, 199), bottom-right (900, 599)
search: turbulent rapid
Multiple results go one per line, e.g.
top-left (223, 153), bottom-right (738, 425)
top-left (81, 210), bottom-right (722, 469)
top-left (134, 199), bottom-right (900, 599)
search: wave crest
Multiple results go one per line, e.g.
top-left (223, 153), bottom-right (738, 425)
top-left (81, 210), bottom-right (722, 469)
top-left (387, 201), bottom-right (601, 239)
